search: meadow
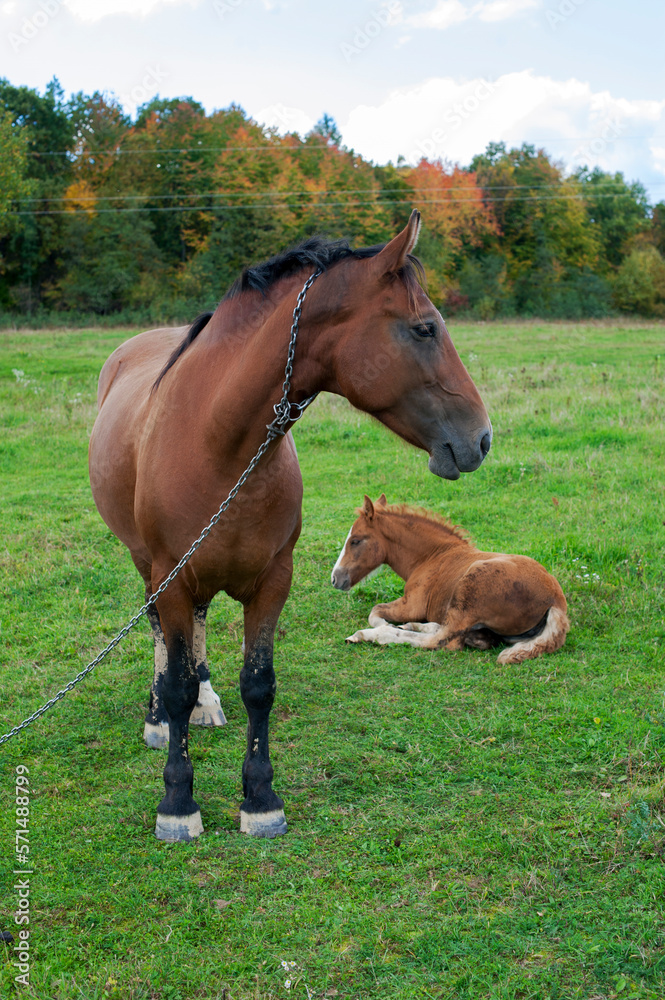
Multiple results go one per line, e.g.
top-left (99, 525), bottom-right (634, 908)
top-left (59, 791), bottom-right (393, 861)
top-left (0, 319), bottom-right (664, 1000)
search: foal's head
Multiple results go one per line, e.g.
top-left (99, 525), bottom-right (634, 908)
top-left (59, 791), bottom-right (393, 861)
top-left (331, 495), bottom-right (388, 592)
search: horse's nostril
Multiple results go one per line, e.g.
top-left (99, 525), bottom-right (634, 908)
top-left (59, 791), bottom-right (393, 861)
top-left (480, 431), bottom-right (492, 458)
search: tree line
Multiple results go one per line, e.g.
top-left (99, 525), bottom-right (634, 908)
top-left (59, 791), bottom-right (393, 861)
top-left (1, 77), bottom-right (664, 324)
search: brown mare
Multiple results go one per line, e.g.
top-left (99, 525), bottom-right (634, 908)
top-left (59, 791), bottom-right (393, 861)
top-left (88, 211), bottom-right (492, 841)
top-left (332, 495), bottom-right (569, 664)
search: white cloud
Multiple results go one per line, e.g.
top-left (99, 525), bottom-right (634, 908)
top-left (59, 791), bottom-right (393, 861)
top-left (477, 0), bottom-right (538, 22)
top-left (254, 102), bottom-right (315, 137)
top-left (340, 70), bottom-right (665, 186)
top-left (407, 0), bottom-right (467, 29)
top-left (406, 0), bottom-right (538, 29)
top-left (63, 0), bottom-right (194, 22)
top-left (649, 146), bottom-right (665, 178)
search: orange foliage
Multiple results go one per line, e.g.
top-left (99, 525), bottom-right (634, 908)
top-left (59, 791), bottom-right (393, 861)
top-left (406, 159), bottom-right (497, 253)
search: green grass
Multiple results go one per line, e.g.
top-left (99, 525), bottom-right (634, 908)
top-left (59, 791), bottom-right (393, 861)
top-left (1, 320), bottom-right (664, 1000)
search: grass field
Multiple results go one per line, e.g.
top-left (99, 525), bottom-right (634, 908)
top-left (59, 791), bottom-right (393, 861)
top-left (1, 319), bottom-right (664, 1000)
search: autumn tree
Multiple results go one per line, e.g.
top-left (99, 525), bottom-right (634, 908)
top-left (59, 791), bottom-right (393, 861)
top-left (402, 158), bottom-right (497, 305)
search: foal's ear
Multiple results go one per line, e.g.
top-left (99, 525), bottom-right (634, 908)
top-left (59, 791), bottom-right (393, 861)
top-left (371, 209), bottom-right (421, 277)
top-left (376, 493), bottom-right (387, 507)
top-left (362, 495), bottom-right (375, 519)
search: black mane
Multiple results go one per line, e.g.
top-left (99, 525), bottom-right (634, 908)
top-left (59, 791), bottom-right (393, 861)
top-left (153, 234), bottom-right (424, 391)
top-left (224, 235), bottom-right (387, 299)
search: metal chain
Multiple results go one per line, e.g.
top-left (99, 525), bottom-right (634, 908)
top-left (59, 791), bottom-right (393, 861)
top-left (0, 268), bottom-right (323, 748)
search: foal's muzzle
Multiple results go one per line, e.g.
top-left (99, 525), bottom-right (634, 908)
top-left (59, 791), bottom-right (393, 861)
top-left (331, 568), bottom-right (351, 591)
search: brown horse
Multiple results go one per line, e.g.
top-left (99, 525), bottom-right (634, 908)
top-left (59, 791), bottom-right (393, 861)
top-left (332, 495), bottom-right (569, 663)
top-left (88, 211), bottom-right (492, 841)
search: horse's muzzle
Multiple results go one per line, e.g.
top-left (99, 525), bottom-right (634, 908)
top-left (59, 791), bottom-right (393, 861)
top-left (428, 429), bottom-right (492, 480)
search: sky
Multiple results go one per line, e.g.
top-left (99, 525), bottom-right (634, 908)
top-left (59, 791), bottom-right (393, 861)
top-left (1, 0), bottom-right (664, 201)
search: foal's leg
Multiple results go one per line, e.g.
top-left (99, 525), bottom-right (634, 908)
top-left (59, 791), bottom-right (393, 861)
top-left (367, 596), bottom-right (421, 628)
top-left (239, 552), bottom-right (292, 838)
top-left (189, 603), bottom-right (228, 728)
top-left (154, 587), bottom-right (203, 842)
top-left (349, 595), bottom-right (439, 643)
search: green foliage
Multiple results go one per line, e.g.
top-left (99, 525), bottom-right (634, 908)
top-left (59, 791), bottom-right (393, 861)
top-left (613, 245), bottom-right (665, 316)
top-left (458, 253), bottom-right (513, 318)
top-left (45, 210), bottom-right (163, 314)
top-left (652, 202), bottom-right (665, 255)
top-left (575, 166), bottom-right (650, 270)
top-left (310, 113), bottom-right (343, 147)
top-left (0, 80), bottom-right (662, 323)
top-left (1, 321), bottom-right (664, 998)
top-left (0, 109), bottom-right (32, 223)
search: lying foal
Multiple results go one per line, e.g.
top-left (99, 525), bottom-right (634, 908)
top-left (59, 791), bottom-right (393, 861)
top-left (331, 495), bottom-right (569, 665)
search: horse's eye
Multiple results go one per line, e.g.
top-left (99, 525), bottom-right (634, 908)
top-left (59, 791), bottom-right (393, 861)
top-left (349, 538), bottom-right (361, 547)
top-left (412, 322), bottom-right (437, 339)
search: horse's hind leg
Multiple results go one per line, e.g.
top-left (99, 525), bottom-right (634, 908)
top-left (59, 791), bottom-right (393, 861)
top-left (189, 603), bottom-right (227, 728)
top-left (154, 586), bottom-right (203, 842)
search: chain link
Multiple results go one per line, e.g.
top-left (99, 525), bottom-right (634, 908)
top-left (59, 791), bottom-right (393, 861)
top-left (0, 268), bottom-right (323, 748)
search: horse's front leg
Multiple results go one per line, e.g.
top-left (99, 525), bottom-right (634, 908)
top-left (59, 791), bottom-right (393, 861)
top-left (144, 600), bottom-right (226, 748)
top-left (154, 586), bottom-right (203, 842)
top-left (239, 553), bottom-right (292, 839)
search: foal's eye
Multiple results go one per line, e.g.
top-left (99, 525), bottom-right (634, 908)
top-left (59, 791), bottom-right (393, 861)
top-left (412, 322), bottom-right (437, 340)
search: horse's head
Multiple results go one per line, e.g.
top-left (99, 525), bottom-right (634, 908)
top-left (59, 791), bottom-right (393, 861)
top-left (331, 494), bottom-right (387, 592)
top-left (322, 211), bottom-right (492, 480)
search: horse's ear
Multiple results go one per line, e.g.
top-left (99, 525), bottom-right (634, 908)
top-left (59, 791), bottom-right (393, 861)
top-left (376, 493), bottom-right (387, 507)
top-left (370, 209), bottom-right (421, 277)
top-left (362, 495), bottom-right (375, 519)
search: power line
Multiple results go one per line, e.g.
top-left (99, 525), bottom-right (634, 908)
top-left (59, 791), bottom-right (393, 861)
top-left (6, 189), bottom-right (658, 217)
top-left (26, 144), bottom-right (347, 157)
top-left (23, 135), bottom-right (665, 157)
top-left (11, 179), bottom-right (662, 206)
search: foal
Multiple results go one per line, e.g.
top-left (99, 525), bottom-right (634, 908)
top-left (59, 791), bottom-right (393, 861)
top-left (331, 496), bottom-right (569, 664)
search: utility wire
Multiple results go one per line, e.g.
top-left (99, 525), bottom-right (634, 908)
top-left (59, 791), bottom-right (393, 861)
top-left (24, 135), bottom-right (665, 157)
top-left (6, 189), bottom-right (659, 217)
top-left (11, 180), bottom-right (662, 205)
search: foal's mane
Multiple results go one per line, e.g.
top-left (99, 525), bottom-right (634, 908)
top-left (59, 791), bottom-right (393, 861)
top-left (153, 234), bottom-right (425, 391)
top-left (375, 503), bottom-right (471, 546)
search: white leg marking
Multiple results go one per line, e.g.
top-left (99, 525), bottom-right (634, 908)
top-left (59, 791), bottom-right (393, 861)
top-left (240, 808), bottom-right (287, 838)
top-left (155, 810), bottom-right (204, 842)
top-left (190, 679), bottom-right (228, 727)
top-left (143, 720), bottom-right (169, 748)
top-left (346, 625), bottom-right (433, 647)
top-left (400, 621), bottom-right (440, 634)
